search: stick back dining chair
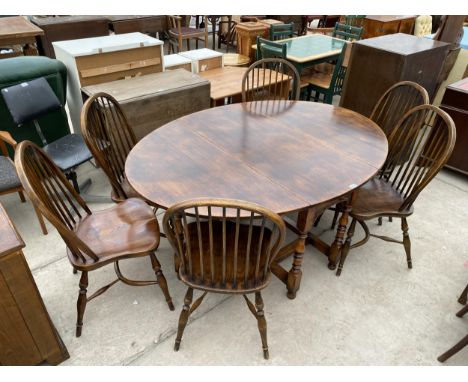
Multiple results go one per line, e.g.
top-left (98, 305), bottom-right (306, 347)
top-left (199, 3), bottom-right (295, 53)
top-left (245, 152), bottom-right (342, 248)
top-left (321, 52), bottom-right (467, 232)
top-left (335, 104), bottom-right (456, 276)
top-left (242, 58), bottom-right (301, 102)
top-left (81, 92), bottom-right (139, 204)
top-left (15, 140), bottom-right (174, 336)
top-left (163, 198), bottom-right (286, 359)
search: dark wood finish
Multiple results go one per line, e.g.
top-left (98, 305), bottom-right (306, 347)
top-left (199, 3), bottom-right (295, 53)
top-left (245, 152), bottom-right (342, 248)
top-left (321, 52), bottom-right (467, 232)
top-left (0, 203), bottom-right (68, 365)
top-left (164, 198), bottom-right (286, 359)
top-left (440, 77), bottom-right (468, 175)
top-left (167, 15), bottom-right (208, 53)
top-left (242, 58), bottom-right (300, 102)
top-left (217, 19), bottom-right (238, 52)
top-left (370, 81), bottom-right (430, 138)
top-left (82, 69), bottom-right (210, 140)
top-left (0, 131), bottom-right (47, 234)
top-left (438, 281), bottom-right (468, 362)
top-left (30, 16), bottom-right (109, 58)
top-left (0, 16), bottom-right (44, 58)
top-left (15, 141), bottom-right (174, 337)
top-left (341, 33), bottom-right (450, 117)
top-left (81, 93), bottom-right (139, 202)
top-left (363, 15), bottom-right (416, 39)
top-left (125, 101), bottom-right (388, 297)
top-left (107, 15), bottom-right (167, 37)
top-left (336, 105), bottom-right (456, 275)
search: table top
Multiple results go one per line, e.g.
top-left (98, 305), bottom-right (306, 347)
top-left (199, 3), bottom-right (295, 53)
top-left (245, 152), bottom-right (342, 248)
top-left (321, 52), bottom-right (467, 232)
top-left (198, 66), bottom-right (290, 101)
top-left (223, 53), bottom-right (251, 67)
top-left (277, 34), bottom-right (346, 63)
top-left (126, 101), bottom-right (388, 215)
top-left (0, 16), bottom-right (44, 39)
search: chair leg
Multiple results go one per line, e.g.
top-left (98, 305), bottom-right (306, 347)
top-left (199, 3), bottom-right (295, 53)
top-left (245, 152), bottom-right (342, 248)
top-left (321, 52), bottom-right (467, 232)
top-left (438, 334), bottom-right (468, 362)
top-left (76, 271), bottom-right (88, 337)
top-left (33, 205), bottom-right (48, 235)
top-left (456, 304), bottom-right (468, 318)
top-left (378, 217), bottom-right (383, 226)
top-left (255, 292), bottom-right (269, 360)
top-left (331, 209), bottom-right (340, 229)
top-left (458, 283), bottom-right (468, 305)
top-left (18, 190), bottom-right (26, 202)
top-left (150, 252), bottom-right (174, 311)
top-left (174, 287), bottom-right (194, 351)
top-left (401, 217), bottom-right (412, 269)
top-left (336, 218), bottom-right (357, 276)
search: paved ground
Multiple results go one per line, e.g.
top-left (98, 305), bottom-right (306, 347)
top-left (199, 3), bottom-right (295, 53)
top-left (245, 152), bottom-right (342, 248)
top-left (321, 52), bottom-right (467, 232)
top-left (3, 161), bottom-right (468, 365)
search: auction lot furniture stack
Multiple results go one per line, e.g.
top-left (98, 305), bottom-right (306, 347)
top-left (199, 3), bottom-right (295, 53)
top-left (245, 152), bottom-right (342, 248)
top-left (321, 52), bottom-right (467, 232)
top-left (53, 32), bottom-right (164, 132)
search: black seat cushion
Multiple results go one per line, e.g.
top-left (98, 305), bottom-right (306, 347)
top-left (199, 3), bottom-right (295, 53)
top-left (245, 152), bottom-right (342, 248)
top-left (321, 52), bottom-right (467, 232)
top-left (0, 156), bottom-right (21, 192)
top-left (43, 134), bottom-right (92, 172)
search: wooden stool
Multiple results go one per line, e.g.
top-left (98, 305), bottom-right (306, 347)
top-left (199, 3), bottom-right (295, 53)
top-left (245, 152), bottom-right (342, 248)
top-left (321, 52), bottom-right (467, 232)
top-left (223, 53), bottom-right (250, 67)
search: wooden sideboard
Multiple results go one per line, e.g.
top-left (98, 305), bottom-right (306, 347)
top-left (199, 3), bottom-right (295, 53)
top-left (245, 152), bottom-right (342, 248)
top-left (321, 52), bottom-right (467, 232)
top-left (340, 33), bottom-right (450, 117)
top-left (0, 203), bottom-right (69, 365)
top-left (440, 77), bottom-right (468, 175)
top-left (363, 15), bottom-right (416, 39)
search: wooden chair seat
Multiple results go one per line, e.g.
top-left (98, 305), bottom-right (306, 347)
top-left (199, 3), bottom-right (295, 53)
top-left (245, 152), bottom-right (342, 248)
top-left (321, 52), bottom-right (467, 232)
top-left (110, 177), bottom-right (141, 203)
top-left (184, 220), bottom-right (273, 293)
top-left (304, 71), bottom-right (332, 90)
top-left (350, 178), bottom-right (414, 220)
top-left (169, 27), bottom-right (206, 36)
top-left (69, 198), bottom-right (160, 270)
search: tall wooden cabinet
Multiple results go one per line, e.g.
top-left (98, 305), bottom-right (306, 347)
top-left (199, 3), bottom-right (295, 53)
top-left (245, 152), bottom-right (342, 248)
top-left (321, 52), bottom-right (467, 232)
top-left (0, 203), bottom-right (69, 365)
top-left (440, 77), bottom-right (468, 175)
top-left (340, 33), bottom-right (450, 117)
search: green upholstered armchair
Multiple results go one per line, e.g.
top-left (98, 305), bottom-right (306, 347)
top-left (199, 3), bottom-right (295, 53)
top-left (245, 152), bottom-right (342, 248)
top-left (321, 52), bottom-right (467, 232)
top-left (0, 56), bottom-right (71, 157)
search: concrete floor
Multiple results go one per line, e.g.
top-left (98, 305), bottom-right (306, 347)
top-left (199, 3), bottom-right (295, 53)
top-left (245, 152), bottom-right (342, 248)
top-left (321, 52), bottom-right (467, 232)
top-left (2, 161), bottom-right (468, 365)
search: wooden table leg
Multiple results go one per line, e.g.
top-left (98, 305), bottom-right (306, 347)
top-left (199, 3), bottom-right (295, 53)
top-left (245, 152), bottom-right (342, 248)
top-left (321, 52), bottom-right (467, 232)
top-left (328, 191), bottom-right (355, 270)
top-left (286, 208), bottom-right (317, 299)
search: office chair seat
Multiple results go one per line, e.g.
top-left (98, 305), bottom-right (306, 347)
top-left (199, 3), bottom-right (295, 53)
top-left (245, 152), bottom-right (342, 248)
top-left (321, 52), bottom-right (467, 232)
top-left (43, 133), bottom-right (92, 172)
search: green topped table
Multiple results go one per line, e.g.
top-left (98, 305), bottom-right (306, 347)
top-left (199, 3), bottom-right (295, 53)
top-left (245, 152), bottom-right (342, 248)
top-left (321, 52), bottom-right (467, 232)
top-left (254, 34), bottom-right (346, 73)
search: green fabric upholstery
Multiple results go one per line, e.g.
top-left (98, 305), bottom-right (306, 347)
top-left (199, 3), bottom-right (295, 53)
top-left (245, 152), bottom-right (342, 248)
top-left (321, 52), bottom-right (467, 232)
top-left (0, 56), bottom-right (71, 157)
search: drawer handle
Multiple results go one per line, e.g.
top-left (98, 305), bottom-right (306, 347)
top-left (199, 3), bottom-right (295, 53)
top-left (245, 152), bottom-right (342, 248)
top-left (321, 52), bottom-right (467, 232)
top-left (80, 57), bottom-right (161, 78)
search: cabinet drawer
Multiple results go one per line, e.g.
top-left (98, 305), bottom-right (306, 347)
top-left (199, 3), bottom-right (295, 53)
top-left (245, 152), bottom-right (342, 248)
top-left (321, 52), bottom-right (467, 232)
top-left (197, 56), bottom-right (223, 72)
top-left (76, 45), bottom-right (162, 86)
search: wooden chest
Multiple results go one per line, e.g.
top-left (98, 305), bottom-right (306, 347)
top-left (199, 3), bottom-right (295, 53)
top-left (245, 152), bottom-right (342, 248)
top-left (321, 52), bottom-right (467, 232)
top-left (30, 16), bottom-right (109, 58)
top-left (82, 69), bottom-right (210, 140)
top-left (440, 77), bottom-right (468, 175)
top-left (0, 203), bottom-right (69, 365)
top-left (363, 15), bottom-right (416, 39)
top-left (164, 54), bottom-right (193, 72)
top-left (53, 32), bottom-right (164, 132)
top-left (179, 48), bottom-right (224, 73)
top-left (106, 15), bottom-right (167, 37)
top-left (340, 33), bottom-right (449, 117)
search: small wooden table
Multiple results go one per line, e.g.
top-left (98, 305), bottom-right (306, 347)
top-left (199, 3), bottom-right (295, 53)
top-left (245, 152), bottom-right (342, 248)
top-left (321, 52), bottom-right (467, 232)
top-left (125, 101), bottom-right (388, 298)
top-left (223, 53), bottom-right (251, 67)
top-left (0, 16), bottom-right (44, 58)
top-left (198, 66), bottom-right (291, 107)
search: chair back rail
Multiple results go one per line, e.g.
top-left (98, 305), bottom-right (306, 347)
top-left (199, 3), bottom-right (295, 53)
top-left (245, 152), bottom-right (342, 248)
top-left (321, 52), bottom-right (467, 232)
top-left (242, 58), bottom-right (301, 102)
top-left (81, 92), bottom-right (137, 201)
top-left (163, 199), bottom-right (286, 293)
top-left (333, 22), bottom-right (363, 41)
top-left (14, 141), bottom-right (96, 262)
top-left (257, 37), bottom-right (287, 60)
top-left (379, 104), bottom-right (456, 210)
top-left (270, 23), bottom-right (294, 41)
top-left (370, 81), bottom-right (430, 138)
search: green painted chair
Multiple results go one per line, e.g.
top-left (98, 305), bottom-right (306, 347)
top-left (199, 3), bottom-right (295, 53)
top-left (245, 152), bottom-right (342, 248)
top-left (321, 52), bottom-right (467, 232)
top-left (344, 15), bottom-right (366, 28)
top-left (270, 22), bottom-right (294, 41)
top-left (256, 36), bottom-right (287, 60)
top-left (306, 43), bottom-right (348, 104)
top-left (333, 22), bottom-right (363, 41)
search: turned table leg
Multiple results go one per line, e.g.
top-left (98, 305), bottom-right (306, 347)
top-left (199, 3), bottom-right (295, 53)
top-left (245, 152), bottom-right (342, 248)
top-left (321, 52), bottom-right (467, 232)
top-left (286, 208), bottom-right (316, 299)
top-left (328, 191), bottom-right (355, 270)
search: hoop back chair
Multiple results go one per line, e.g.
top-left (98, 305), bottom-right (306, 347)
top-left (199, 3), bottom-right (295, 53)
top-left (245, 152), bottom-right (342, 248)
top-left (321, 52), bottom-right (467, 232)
top-left (332, 22), bottom-right (363, 41)
top-left (270, 22), bottom-right (294, 40)
top-left (0, 131), bottom-right (47, 234)
top-left (163, 198), bottom-right (286, 359)
top-left (81, 92), bottom-right (138, 203)
top-left (167, 15), bottom-right (208, 53)
top-left (217, 19), bottom-right (237, 52)
top-left (336, 104), bottom-right (456, 276)
top-left (15, 141), bottom-right (174, 336)
top-left (242, 58), bottom-right (301, 102)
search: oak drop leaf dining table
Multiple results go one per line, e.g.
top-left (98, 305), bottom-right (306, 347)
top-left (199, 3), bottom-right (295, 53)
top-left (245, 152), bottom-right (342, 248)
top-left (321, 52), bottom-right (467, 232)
top-left (125, 101), bottom-right (388, 299)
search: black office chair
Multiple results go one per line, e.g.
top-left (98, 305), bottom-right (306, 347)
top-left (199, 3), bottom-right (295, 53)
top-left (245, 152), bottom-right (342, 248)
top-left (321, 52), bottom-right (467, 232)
top-left (1, 77), bottom-right (93, 193)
